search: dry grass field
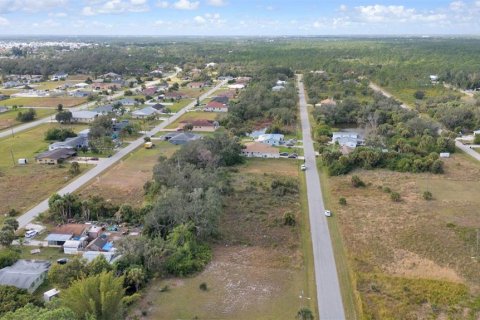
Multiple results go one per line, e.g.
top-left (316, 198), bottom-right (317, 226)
top-left (0, 97), bottom-right (87, 108)
top-left (323, 152), bottom-right (480, 319)
top-left (77, 142), bottom-right (179, 207)
top-left (131, 158), bottom-right (317, 320)
top-left (0, 108), bottom-right (56, 130)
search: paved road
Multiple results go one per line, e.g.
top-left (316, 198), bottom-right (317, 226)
top-left (297, 75), bottom-right (345, 319)
top-left (0, 72), bottom-right (178, 139)
top-left (456, 140), bottom-right (480, 161)
top-left (17, 80), bottom-right (227, 228)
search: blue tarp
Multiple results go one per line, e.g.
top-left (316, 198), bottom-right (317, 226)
top-left (102, 242), bottom-right (113, 251)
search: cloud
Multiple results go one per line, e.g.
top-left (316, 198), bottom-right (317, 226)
top-left (33, 18), bottom-right (60, 28)
top-left (0, 17), bottom-right (9, 25)
top-left (156, 1), bottom-right (169, 8)
top-left (194, 13), bottom-right (225, 26)
top-left (352, 4), bottom-right (447, 23)
top-left (173, 0), bottom-right (199, 10)
top-left (450, 1), bottom-right (466, 11)
top-left (193, 15), bottom-right (206, 24)
top-left (207, 0), bottom-right (226, 6)
top-left (48, 12), bottom-right (67, 17)
top-left (0, 0), bottom-right (67, 14)
top-left (81, 0), bottom-right (149, 15)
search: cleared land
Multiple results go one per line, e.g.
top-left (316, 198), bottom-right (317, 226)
top-left (165, 111), bottom-right (221, 129)
top-left (133, 158), bottom-right (316, 319)
top-left (322, 152), bottom-right (480, 319)
top-left (0, 123), bottom-right (89, 216)
top-left (77, 142), bottom-right (180, 207)
top-left (0, 97), bottom-right (87, 108)
top-left (385, 86), bottom-right (463, 108)
top-left (0, 108), bottom-right (56, 130)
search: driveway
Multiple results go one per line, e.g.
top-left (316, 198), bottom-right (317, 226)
top-left (17, 79), bottom-right (227, 229)
top-left (297, 74), bottom-right (345, 319)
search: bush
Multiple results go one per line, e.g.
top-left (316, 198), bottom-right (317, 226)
top-left (474, 134), bottom-right (480, 144)
top-left (44, 128), bottom-right (76, 141)
top-left (0, 250), bottom-right (19, 269)
top-left (390, 192), bottom-right (401, 202)
top-left (199, 282), bottom-right (208, 291)
top-left (351, 175), bottom-right (365, 188)
top-left (16, 108), bottom-right (36, 122)
top-left (414, 90), bottom-right (425, 100)
top-left (283, 212), bottom-right (296, 226)
top-left (423, 191), bottom-right (433, 200)
top-left (383, 187), bottom-right (391, 193)
top-left (339, 197), bottom-right (347, 205)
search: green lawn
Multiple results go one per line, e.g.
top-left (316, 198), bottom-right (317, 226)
top-left (0, 123), bottom-right (89, 216)
top-left (168, 99), bottom-right (192, 113)
top-left (0, 108), bottom-right (56, 131)
top-left (386, 86), bottom-right (463, 108)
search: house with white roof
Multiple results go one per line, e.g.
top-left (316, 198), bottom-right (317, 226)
top-left (132, 106), bottom-right (162, 119)
top-left (0, 260), bottom-right (50, 293)
top-left (332, 132), bottom-right (364, 148)
top-left (257, 133), bottom-right (285, 146)
top-left (71, 110), bottom-right (99, 123)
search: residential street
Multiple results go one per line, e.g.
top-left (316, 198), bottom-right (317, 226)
top-left (297, 74), bottom-right (345, 319)
top-left (455, 140), bottom-right (480, 161)
top-left (17, 80), bottom-right (227, 229)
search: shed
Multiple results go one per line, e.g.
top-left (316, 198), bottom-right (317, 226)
top-left (45, 233), bottom-right (73, 246)
top-left (18, 158), bottom-right (28, 165)
top-left (440, 152), bottom-right (450, 158)
top-left (43, 288), bottom-right (60, 302)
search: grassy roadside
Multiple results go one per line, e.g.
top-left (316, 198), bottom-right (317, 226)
top-left (318, 164), bottom-right (360, 320)
top-left (298, 168), bottom-right (319, 316)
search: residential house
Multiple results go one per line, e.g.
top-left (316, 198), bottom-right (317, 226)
top-left (142, 87), bottom-right (158, 96)
top-left (131, 106), bottom-right (161, 119)
top-left (430, 75), bottom-right (439, 84)
top-left (35, 148), bottom-right (77, 165)
top-left (228, 83), bottom-right (245, 90)
top-left (92, 82), bottom-right (118, 91)
top-left (0, 106), bottom-right (8, 113)
top-left (164, 91), bottom-right (188, 100)
top-left (100, 72), bottom-right (122, 80)
top-left (167, 132), bottom-right (202, 145)
top-left (248, 128), bottom-right (267, 139)
top-left (211, 96), bottom-right (229, 104)
top-left (63, 238), bottom-right (87, 254)
top-left (217, 90), bottom-right (236, 99)
top-left (272, 85), bottom-right (285, 92)
top-left (113, 120), bottom-right (130, 132)
top-left (0, 260), bottom-right (50, 293)
top-left (48, 135), bottom-right (88, 151)
top-left (83, 251), bottom-right (116, 263)
top-left (3, 81), bottom-right (22, 88)
top-left (320, 98), bottom-right (337, 107)
top-left (205, 101), bottom-right (228, 112)
top-left (117, 98), bottom-right (136, 106)
top-left (151, 103), bottom-right (166, 111)
top-left (74, 83), bottom-right (89, 88)
top-left (257, 134), bottom-right (285, 146)
top-left (189, 82), bottom-right (205, 89)
top-left (51, 72), bottom-right (68, 81)
top-left (0, 94), bottom-right (9, 101)
top-left (276, 80), bottom-right (287, 86)
top-left (93, 104), bottom-right (115, 115)
top-left (179, 120), bottom-right (219, 132)
top-left (332, 132), bottom-right (363, 148)
top-left (69, 91), bottom-right (91, 98)
top-left (71, 110), bottom-right (99, 123)
top-left (241, 142), bottom-right (280, 158)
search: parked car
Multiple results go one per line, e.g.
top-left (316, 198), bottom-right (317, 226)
top-left (301, 164), bottom-right (307, 171)
top-left (288, 153), bottom-right (298, 159)
top-left (25, 230), bottom-right (38, 238)
top-left (57, 258), bottom-right (68, 265)
top-left (324, 210), bottom-right (332, 217)
top-left (279, 152), bottom-right (289, 157)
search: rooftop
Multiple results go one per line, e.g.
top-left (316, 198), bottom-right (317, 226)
top-left (0, 260), bottom-right (50, 291)
top-left (52, 223), bottom-right (89, 237)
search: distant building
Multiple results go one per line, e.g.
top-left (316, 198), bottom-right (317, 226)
top-left (51, 72), bottom-right (68, 81)
top-left (319, 98), bottom-right (337, 107)
top-left (117, 98), bottom-right (136, 106)
top-left (71, 110), bottom-right (99, 123)
top-left (189, 82), bottom-right (205, 89)
top-left (48, 135), bottom-right (88, 151)
top-left (332, 132), bottom-right (363, 148)
top-left (430, 75), bottom-right (439, 84)
top-left (179, 120), bottom-right (219, 132)
top-left (272, 85), bottom-right (285, 92)
top-left (132, 106), bottom-right (162, 119)
top-left (35, 148), bottom-right (77, 165)
top-left (0, 260), bottom-right (50, 293)
top-left (93, 104), bottom-right (114, 114)
top-left (242, 142), bottom-right (280, 158)
top-left (165, 132), bottom-right (202, 145)
top-left (257, 134), bottom-right (284, 146)
top-left (204, 101), bottom-right (228, 112)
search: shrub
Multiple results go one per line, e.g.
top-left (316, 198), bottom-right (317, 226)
top-left (474, 134), bottom-right (480, 144)
top-left (199, 282), bottom-right (208, 291)
top-left (0, 250), bottom-right (19, 269)
top-left (423, 191), bottom-right (433, 200)
top-left (16, 108), bottom-right (36, 122)
top-left (339, 197), bottom-right (347, 205)
top-left (351, 175), bottom-right (365, 188)
top-left (414, 90), bottom-right (425, 100)
top-left (390, 192), bottom-right (401, 202)
top-left (383, 187), bottom-right (391, 193)
top-left (283, 212), bottom-right (296, 226)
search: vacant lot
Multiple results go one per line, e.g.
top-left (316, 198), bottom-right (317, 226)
top-left (165, 111), bottom-right (222, 129)
top-left (0, 123), bottom-right (89, 216)
top-left (386, 86), bottom-right (463, 108)
top-left (323, 153), bottom-right (480, 319)
top-left (0, 97), bottom-right (87, 108)
top-left (0, 108), bottom-right (56, 130)
top-left (77, 142), bottom-right (179, 207)
top-left (133, 158), bottom-right (316, 320)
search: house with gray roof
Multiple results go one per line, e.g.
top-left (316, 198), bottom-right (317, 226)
top-left (168, 132), bottom-right (202, 145)
top-left (132, 106), bottom-right (161, 119)
top-left (0, 260), bottom-right (51, 293)
top-left (49, 135), bottom-right (88, 151)
top-left (117, 98), bottom-right (136, 106)
top-left (71, 110), bottom-right (99, 123)
top-left (332, 132), bottom-right (364, 148)
top-left (93, 104), bottom-right (114, 114)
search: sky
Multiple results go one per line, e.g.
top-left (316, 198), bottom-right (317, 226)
top-left (0, 0), bottom-right (480, 36)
